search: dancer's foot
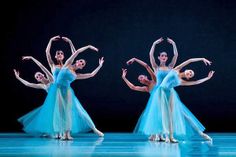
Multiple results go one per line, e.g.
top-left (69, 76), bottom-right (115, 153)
top-left (53, 134), bottom-right (61, 139)
top-left (170, 137), bottom-right (178, 143)
top-left (61, 135), bottom-right (73, 141)
top-left (148, 135), bottom-right (157, 141)
top-left (159, 135), bottom-right (165, 142)
top-left (93, 128), bottom-right (104, 137)
top-left (200, 132), bottom-right (212, 141)
top-left (165, 137), bottom-right (170, 143)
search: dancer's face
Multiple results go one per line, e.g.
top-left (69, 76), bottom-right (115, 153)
top-left (34, 72), bottom-right (45, 82)
top-left (158, 52), bottom-right (168, 63)
top-left (185, 70), bottom-right (194, 79)
top-left (138, 75), bottom-right (148, 84)
top-left (75, 59), bottom-right (86, 69)
top-left (55, 50), bottom-right (64, 61)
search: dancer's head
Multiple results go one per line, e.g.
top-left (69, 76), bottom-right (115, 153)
top-left (55, 50), bottom-right (64, 62)
top-left (138, 75), bottom-right (149, 84)
top-left (158, 52), bottom-right (168, 64)
top-left (74, 59), bottom-right (86, 70)
top-left (184, 69), bottom-right (195, 79)
top-left (34, 72), bottom-right (46, 82)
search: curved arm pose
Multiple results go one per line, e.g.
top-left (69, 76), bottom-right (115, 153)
top-left (57, 45), bottom-right (104, 140)
top-left (174, 58), bottom-right (213, 84)
top-left (62, 36), bottom-right (77, 54)
top-left (45, 35), bottom-right (61, 70)
top-left (14, 56), bottom-right (53, 90)
top-left (22, 56), bottom-right (54, 83)
top-left (149, 37), bottom-right (178, 73)
top-left (165, 58), bottom-right (214, 143)
top-left (14, 69), bottom-right (48, 90)
top-left (76, 57), bottom-right (104, 80)
top-left (63, 45), bottom-right (98, 68)
top-left (122, 58), bottom-right (156, 92)
top-left (122, 58), bottom-right (164, 141)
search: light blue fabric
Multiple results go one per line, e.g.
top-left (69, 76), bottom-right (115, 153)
top-left (18, 67), bottom-right (61, 135)
top-left (56, 67), bottom-right (96, 134)
top-left (159, 70), bottom-right (205, 139)
top-left (134, 69), bottom-right (170, 135)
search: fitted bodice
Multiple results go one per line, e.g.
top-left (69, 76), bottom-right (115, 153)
top-left (155, 69), bottom-right (170, 86)
top-left (56, 68), bottom-right (76, 87)
top-left (160, 70), bottom-right (181, 89)
top-left (52, 67), bottom-right (60, 81)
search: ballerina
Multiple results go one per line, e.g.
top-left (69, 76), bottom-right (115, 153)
top-left (121, 58), bottom-right (165, 141)
top-left (55, 45), bottom-right (104, 140)
top-left (45, 35), bottom-right (78, 80)
top-left (14, 56), bottom-right (60, 137)
top-left (132, 37), bottom-right (178, 142)
top-left (158, 57), bottom-right (214, 142)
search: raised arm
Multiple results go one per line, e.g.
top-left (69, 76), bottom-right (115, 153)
top-left (45, 35), bottom-right (60, 69)
top-left (22, 56), bottom-right (54, 83)
top-left (175, 58), bottom-right (212, 70)
top-left (76, 57), bottom-right (104, 80)
top-left (121, 69), bottom-right (148, 92)
top-left (149, 37), bottom-right (164, 72)
top-left (181, 71), bottom-right (215, 86)
top-left (127, 58), bottom-right (156, 82)
top-left (63, 45), bottom-right (98, 67)
top-left (167, 37), bottom-right (178, 68)
top-left (13, 69), bottom-right (47, 90)
top-left (62, 37), bottom-right (76, 54)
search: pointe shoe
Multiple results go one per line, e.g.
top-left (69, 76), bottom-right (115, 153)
top-left (170, 137), bottom-right (178, 143)
top-left (148, 135), bottom-right (156, 141)
top-left (201, 133), bottom-right (212, 141)
top-left (159, 136), bottom-right (166, 142)
top-left (94, 128), bottom-right (104, 137)
top-left (61, 135), bottom-right (73, 141)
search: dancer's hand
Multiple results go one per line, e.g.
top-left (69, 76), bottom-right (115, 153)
top-left (122, 68), bottom-right (127, 78)
top-left (208, 71), bottom-right (215, 79)
top-left (13, 69), bottom-right (20, 78)
top-left (167, 37), bottom-right (175, 45)
top-left (203, 58), bottom-right (212, 66)
top-left (62, 36), bottom-right (71, 43)
top-left (22, 56), bottom-right (32, 60)
top-left (50, 35), bottom-right (60, 41)
top-left (126, 58), bottom-right (136, 65)
top-left (88, 45), bottom-right (99, 52)
top-left (153, 37), bottom-right (164, 45)
top-left (99, 57), bottom-right (104, 66)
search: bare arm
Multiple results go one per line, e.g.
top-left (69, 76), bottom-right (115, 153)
top-left (127, 58), bottom-right (156, 82)
top-left (64, 45), bottom-right (98, 67)
top-left (121, 69), bottom-right (148, 92)
top-left (175, 58), bottom-right (212, 70)
top-left (149, 37), bottom-right (164, 72)
top-left (13, 69), bottom-right (47, 90)
top-left (76, 57), bottom-right (104, 79)
top-left (62, 37), bottom-right (76, 54)
top-left (167, 37), bottom-right (178, 68)
top-left (45, 35), bottom-right (60, 69)
top-left (22, 56), bottom-right (54, 83)
top-left (181, 71), bottom-right (215, 86)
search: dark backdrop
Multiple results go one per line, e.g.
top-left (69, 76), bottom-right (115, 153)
top-left (2, 0), bottom-right (236, 132)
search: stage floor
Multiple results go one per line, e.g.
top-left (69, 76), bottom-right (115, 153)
top-left (0, 133), bottom-right (235, 156)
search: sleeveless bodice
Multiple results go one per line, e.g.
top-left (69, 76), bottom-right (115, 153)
top-left (156, 69), bottom-right (170, 86)
top-left (160, 70), bottom-right (181, 89)
top-left (52, 67), bottom-right (60, 81)
top-left (56, 68), bottom-right (76, 87)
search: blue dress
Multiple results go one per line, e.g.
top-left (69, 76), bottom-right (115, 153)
top-left (159, 70), bottom-right (205, 139)
top-left (18, 67), bottom-right (62, 136)
top-left (134, 69), bottom-right (171, 135)
top-left (55, 67), bottom-right (96, 134)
